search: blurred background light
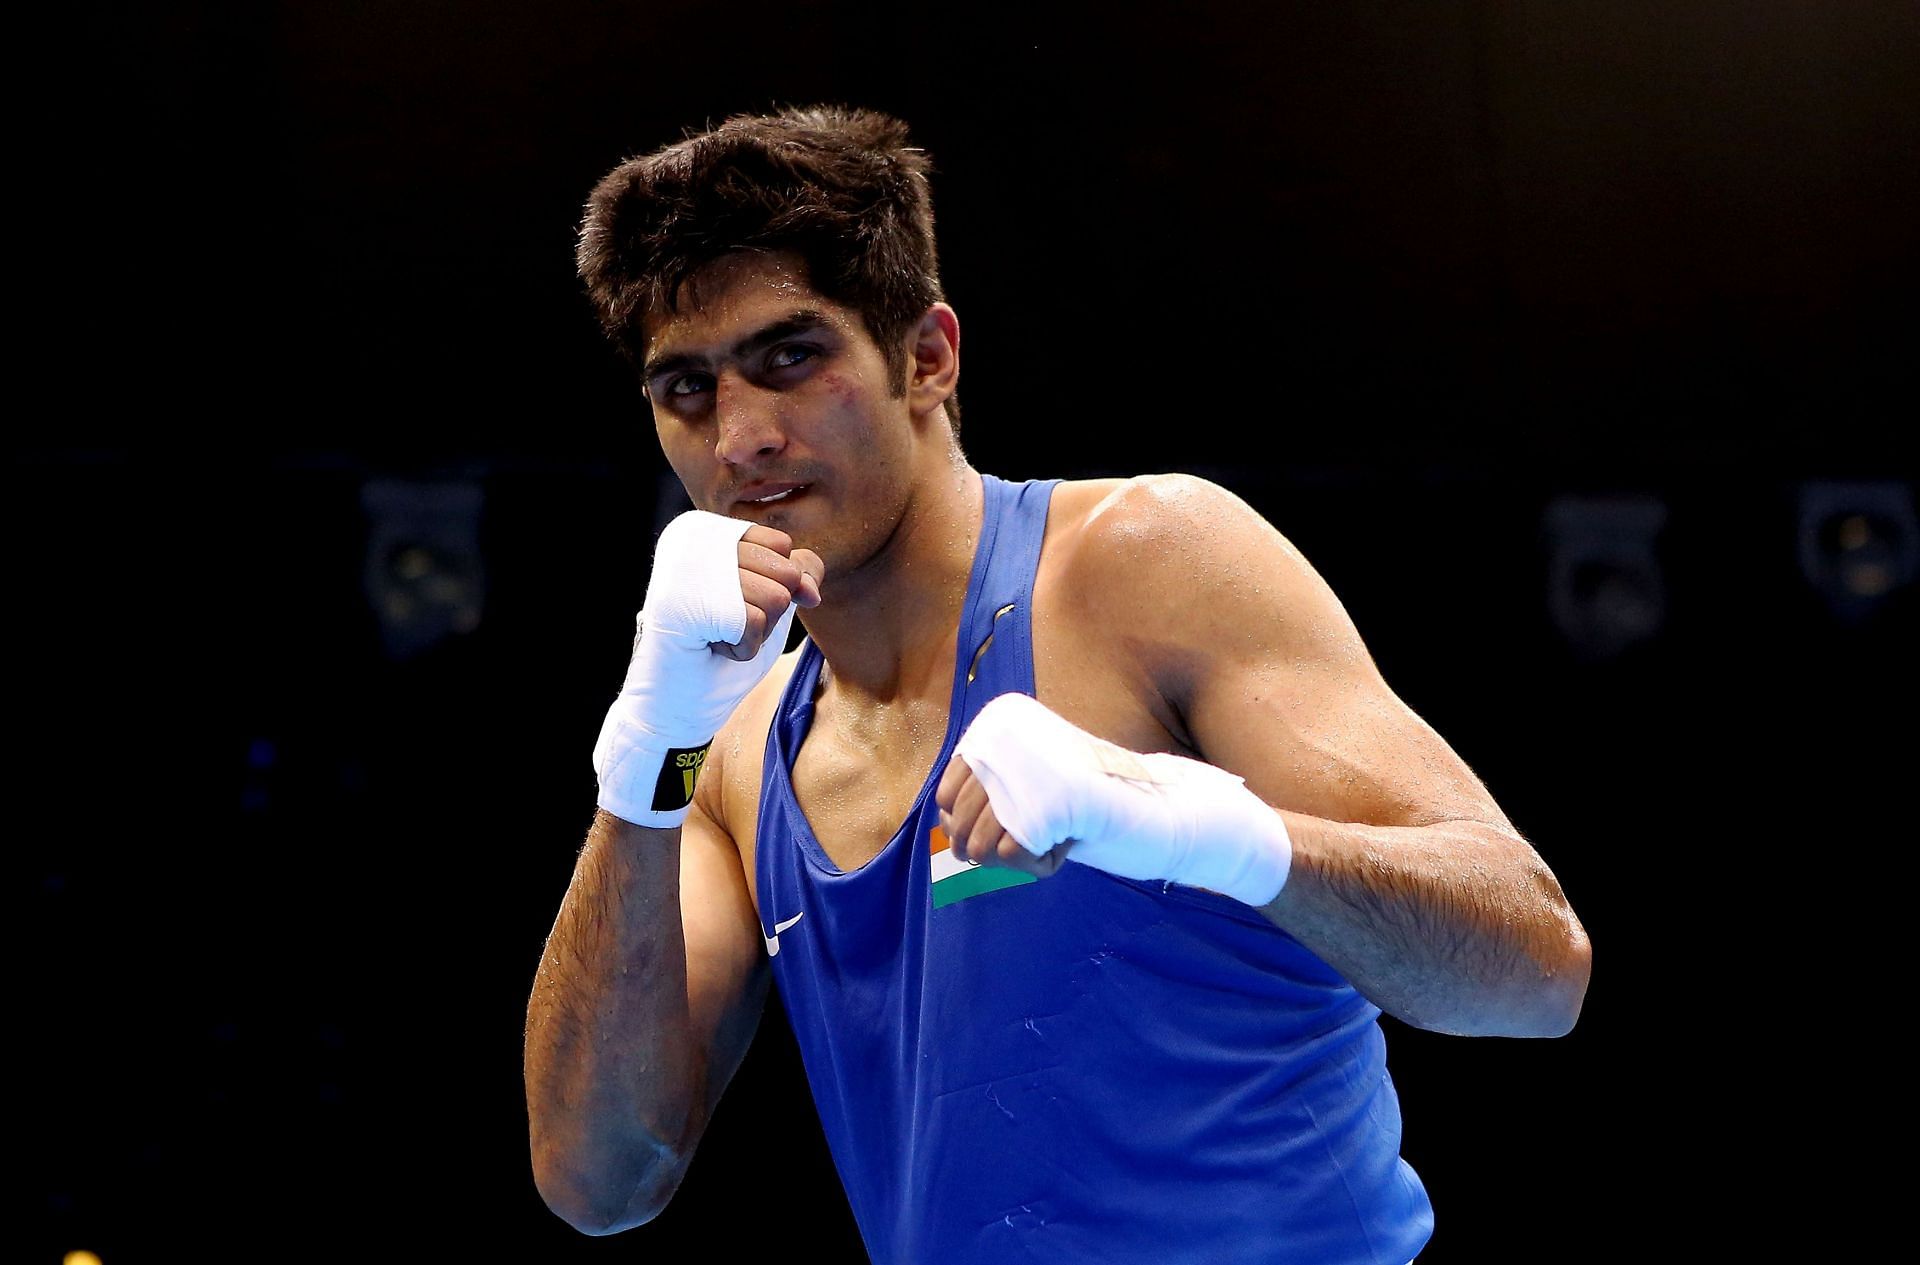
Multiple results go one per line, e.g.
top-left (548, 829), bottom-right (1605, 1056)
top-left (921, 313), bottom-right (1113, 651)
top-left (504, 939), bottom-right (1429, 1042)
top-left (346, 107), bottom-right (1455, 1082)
top-left (1797, 480), bottom-right (1917, 625)
top-left (360, 478), bottom-right (487, 661)
top-left (1544, 493), bottom-right (1670, 662)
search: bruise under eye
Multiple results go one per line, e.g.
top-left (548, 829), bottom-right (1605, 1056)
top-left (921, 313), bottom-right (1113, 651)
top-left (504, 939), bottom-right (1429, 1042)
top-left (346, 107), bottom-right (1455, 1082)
top-left (660, 374), bottom-right (712, 398)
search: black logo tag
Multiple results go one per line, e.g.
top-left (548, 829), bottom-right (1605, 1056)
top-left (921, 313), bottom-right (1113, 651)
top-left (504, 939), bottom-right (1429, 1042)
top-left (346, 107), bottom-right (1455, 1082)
top-left (651, 743), bottom-right (712, 812)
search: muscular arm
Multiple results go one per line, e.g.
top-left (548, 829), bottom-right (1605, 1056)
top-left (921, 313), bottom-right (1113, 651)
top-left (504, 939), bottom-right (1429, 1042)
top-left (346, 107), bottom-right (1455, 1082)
top-left (1086, 475), bottom-right (1591, 1037)
top-left (524, 787), bottom-right (769, 1233)
top-left (526, 519), bottom-right (816, 1232)
top-left (1262, 795), bottom-right (1588, 1037)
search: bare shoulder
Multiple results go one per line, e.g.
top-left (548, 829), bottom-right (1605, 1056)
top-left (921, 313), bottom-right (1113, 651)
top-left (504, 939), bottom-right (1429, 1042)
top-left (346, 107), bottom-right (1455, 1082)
top-left (1041, 473), bottom-right (1377, 718)
top-left (1047, 472), bottom-right (1326, 626)
top-left (1030, 475), bottom-right (1316, 752)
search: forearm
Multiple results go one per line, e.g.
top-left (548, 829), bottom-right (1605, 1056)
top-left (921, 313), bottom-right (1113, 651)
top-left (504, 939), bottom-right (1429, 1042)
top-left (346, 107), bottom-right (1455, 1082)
top-left (1261, 812), bottom-right (1591, 1038)
top-left (524, 809), bottom-right (706, 1233)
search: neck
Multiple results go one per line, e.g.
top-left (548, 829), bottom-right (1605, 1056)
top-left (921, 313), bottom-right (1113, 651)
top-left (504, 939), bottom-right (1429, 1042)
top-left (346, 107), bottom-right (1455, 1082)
top-left (796, 459), bottom-right (983, 706)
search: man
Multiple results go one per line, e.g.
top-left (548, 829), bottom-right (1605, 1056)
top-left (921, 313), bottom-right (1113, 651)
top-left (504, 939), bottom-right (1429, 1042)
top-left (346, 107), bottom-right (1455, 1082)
top-left (524, 104), bottom-right (1591, 1264)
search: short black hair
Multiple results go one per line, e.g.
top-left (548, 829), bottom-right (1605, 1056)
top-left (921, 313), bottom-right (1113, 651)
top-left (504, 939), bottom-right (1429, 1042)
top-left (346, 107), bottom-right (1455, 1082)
top-left (577, 104), bottom-right (958, 434)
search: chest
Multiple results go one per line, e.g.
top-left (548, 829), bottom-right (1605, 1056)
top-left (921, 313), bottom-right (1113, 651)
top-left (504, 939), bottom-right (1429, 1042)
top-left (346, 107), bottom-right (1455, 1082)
top-left (789, 693), bottom-right (953, 872)
top-left (738, 590), bottom-right (1181, 885)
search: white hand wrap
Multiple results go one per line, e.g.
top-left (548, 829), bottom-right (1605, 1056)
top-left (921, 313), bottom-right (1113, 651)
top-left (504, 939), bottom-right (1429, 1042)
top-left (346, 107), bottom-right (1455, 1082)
top-left (954, 692), bottom-right (1292, 907)
top-left (592, 511), bottom-right (796, 827)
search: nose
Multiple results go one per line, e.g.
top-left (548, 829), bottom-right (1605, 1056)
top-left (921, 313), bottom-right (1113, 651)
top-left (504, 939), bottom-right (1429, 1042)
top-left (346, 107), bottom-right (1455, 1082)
top-left (713, 372), bottom-right (787, 467)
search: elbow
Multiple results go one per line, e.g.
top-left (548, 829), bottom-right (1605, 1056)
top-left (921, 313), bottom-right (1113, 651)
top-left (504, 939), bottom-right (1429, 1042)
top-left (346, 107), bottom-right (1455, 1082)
top-left (1428, 921), bottom-right (1592, 1039)
top-left (537, 1188), bottom-right (657, 1238)
top-left (1512, 861), bottom-right (1594, 1038)
top-left (1542, 923), bottom-right (1594, 1037)
top-left (1511, 921), bottom-right (1593, 1039)
top-left (530, 1139), bottom-right (688, 1236)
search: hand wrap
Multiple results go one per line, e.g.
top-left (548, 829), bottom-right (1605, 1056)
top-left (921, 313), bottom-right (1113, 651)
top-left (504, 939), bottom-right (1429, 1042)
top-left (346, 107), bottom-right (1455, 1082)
top-left (592, 511), bottom-right (795, 827)
top-left (954, 692), bottom-right (1292, 906)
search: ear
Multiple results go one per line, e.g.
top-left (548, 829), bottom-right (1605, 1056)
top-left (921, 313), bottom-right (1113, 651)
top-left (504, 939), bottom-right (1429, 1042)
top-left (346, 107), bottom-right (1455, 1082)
top-left (905, 303), bottom-right (960, 419)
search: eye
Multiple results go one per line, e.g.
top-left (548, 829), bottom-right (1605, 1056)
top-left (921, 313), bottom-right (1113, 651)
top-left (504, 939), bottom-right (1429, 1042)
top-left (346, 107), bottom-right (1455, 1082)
top-left (768, 344), bottom-right (818, 371)
top-left (664, 373), bottom-right (713, 398)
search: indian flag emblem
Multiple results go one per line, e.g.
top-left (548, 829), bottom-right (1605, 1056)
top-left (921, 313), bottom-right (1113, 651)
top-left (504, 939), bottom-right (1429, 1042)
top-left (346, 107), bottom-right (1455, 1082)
top-left (929, 824), bottom-right (1036, 909)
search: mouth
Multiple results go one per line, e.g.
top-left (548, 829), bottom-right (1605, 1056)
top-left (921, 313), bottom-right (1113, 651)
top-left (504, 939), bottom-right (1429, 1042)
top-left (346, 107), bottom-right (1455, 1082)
top-left (736, 482), bottom-right (810, 510)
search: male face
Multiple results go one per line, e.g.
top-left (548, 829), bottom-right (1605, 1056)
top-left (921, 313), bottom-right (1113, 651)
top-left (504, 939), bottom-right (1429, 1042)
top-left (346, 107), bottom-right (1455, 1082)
top-left (640, 250), bottom-right (918, 578)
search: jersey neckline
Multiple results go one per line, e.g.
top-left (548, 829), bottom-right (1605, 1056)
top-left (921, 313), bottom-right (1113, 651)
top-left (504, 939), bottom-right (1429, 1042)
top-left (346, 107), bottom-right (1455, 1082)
top-left (774, 470), bottom-right (1010, 879)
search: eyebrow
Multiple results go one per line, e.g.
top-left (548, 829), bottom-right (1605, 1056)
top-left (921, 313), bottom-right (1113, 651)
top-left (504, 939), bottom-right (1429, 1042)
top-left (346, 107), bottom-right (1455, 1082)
top-left (641, 309), bottom-right (838, 385)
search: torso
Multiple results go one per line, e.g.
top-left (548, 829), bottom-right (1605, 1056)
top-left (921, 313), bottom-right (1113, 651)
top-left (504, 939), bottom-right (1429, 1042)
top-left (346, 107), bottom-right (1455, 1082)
top-left (713, 477), bottom-right (1193, 915)
top-left (733, 473), bottom-right (1432, 1265)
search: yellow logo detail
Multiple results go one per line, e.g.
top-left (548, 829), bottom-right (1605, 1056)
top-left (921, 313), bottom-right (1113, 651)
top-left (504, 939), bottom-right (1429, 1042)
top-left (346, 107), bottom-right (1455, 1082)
top-left (676, 748), bottom-right (707, 800)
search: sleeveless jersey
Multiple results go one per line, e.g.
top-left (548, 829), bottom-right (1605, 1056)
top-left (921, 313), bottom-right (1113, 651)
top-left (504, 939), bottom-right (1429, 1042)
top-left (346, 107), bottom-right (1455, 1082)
top-left (755, 473), bottom-right (1433, 1264)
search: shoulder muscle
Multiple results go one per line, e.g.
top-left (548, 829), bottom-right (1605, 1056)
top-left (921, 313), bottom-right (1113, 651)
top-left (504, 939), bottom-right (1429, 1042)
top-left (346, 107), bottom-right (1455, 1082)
top-left (1053, 473), bottom-right (1370, 706)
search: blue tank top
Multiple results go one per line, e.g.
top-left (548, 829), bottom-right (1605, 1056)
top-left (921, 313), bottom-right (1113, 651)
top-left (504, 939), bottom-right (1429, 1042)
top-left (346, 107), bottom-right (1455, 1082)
top-left (755, 473), bottom-right (1433, 1265)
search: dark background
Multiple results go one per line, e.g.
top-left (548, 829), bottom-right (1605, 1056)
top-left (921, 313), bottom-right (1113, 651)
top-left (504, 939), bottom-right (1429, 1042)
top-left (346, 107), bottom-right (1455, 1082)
top-left (24, 3), bottom-right (1915, 1262)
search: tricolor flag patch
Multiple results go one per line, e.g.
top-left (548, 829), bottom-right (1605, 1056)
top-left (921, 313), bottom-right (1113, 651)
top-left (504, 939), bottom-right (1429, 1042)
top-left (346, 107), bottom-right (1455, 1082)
top-left (929, 824), bottom-right (1036, 909)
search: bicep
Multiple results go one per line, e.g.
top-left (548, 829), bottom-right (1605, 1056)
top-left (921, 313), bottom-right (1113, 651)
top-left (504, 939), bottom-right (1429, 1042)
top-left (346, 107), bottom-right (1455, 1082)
top-left (1191, 634), bottom-right (1505, 832)
top-left (679, 794), bottom-right (771, 1119)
